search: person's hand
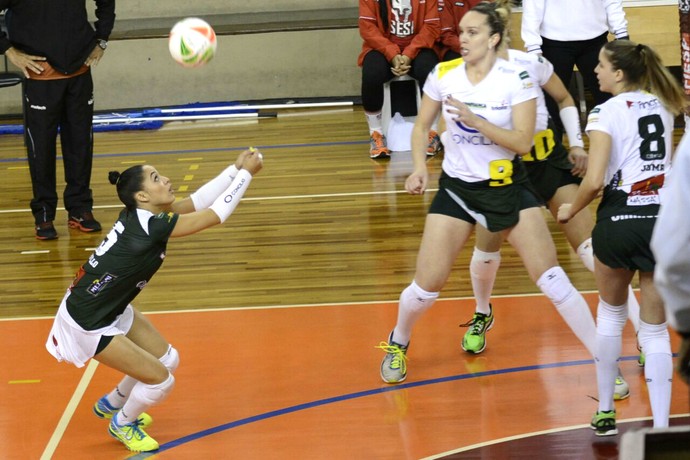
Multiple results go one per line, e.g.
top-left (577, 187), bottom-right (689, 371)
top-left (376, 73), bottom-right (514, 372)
top-left (405, 168), bottom-right (428, 195)
top-left (391, 54), bottom-right (411, 76)
top-left (234, 148), bottom-right (254, 169)
top-left (85, 46), bottom-right (105, 67)
top-left (240, 148), bottom-right (263, 175)
top-left (445, 95), bottom-right (481, 129)
top-left (677, 336), bottom-right (690, 384)
top-left (557, 203), bottom-right (572, 224)
top-left (568, 147), bottom-right (588, 178)
top-left (5, 47), bottom-right (46, 78)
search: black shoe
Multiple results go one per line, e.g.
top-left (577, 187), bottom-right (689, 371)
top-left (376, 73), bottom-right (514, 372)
top-left (35, 221), bottom-right (58, 240)
top-left (67, 210), bottom-right (102, 232)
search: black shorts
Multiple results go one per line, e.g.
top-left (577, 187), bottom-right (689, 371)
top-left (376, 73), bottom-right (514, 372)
top-left (429, 175), bottom-right (540, 231)
top-left (593, 190), bottom-right (658, 271)
top-left (526, 162), bottom-right (581, 204)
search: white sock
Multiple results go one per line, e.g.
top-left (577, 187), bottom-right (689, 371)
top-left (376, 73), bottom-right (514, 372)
top-left (116, 373), bottom-right (175, 426)
top-left (106, 345), bottom-right (179, 408)
top-left (578, 238), bottom-right (640, 334)
top-left (626, 287), bottom-right (641, 334)
top-left (537, 266), bottom-right (596, 356)
top-left (392, 280), bottom-right (439, 345)
top-left (365, 111), bottom-right (384, 135)
top-left (638, 320), bottom-right (673, 428)
top-left (577, 238), bottom-right (595, 273)
top-left (595, 298), bottom-right (628, 412)
top-left (470, 247), bottom-right (501, 315)
top-left (107, 380), bottom-right (135, 409)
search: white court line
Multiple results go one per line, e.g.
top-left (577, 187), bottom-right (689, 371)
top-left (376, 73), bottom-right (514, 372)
top-left (0, 290), bottom-right (603, 322)
top-left (0, 188), bottom-right (438, 215)
top-left (40, 359), bottom-right (99, 460)
top-left (420, 413), bottom-right (690, 459)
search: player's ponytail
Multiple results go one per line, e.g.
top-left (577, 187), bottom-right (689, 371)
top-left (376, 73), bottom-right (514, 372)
top-left (603, 40), bottom-right (688, 115)
top-left (109, 165), bottom-right (145, 212)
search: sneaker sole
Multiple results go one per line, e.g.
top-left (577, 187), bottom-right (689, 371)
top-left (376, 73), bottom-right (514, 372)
top-left (35, 234), bottom-right (58, 240)
top-left (613, 391), bottom-right (630, 401)
top-left (380, 371), bottom-right (406, 384)
top-left (108, 426), bottom-right (159, 452)
top-left (67, 221), bottom-right (101, 232)
top-left (370, 152), bottom-right (391, 159)
top-left (461, 317), bottom-right (494, 354)
top-left (593, 427), bottom-right (618, 436)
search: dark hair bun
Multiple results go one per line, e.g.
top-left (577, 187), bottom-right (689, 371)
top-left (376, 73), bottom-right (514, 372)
top-left (108, 171), bottom-right (121, 185)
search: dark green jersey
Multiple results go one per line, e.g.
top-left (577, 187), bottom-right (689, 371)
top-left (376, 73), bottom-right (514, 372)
top-left (66, 208), bottom-right (179, 330)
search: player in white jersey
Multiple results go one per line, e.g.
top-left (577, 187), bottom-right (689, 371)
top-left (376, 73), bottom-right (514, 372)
top-left (459, 46), bottom-right (642, 399)
top-left (558, 40), bottom-right (687, 436)
top-left (376, 0), bottom-right (598, 386)
top-left (45, 149), bottom-right (263, 451)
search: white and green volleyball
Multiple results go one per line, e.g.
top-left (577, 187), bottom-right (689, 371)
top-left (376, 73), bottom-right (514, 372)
top-left (168, 18), bottom-right (217, 68)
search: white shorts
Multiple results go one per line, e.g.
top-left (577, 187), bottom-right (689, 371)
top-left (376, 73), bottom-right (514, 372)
top-left (45, 291), bottom-right (135, 368)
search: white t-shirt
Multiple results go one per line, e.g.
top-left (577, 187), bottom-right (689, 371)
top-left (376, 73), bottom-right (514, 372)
top-left (586, 90), bottom-right (674, 204)
top-left (507, 49), bottom-right (553, 133)
top-left (424, 57), bottom-right (538, 182)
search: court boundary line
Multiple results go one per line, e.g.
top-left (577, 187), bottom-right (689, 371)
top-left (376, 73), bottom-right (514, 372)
top-left (126, 357), bottom-right (676, 458)
top-left (419, 413), bottom-right (690, 459)
top-left (40, 360), bottom-right (99, 460)
top-left (0, 292), bottom-right (603, 322)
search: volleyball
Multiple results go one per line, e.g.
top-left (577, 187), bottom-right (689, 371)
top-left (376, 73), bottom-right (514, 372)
top-left (168, 18), bottom-right (217, 68)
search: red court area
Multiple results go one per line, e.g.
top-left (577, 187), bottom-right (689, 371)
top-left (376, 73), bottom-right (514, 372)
top-left (2, 294), bottom-right (688, 459)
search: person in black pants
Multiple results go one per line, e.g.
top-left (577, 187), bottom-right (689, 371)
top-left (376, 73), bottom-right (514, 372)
top-left (358, 0), bottom-right (441, 159)
top-left (520, 0), bottom-right (629, 141)
top-left (0, 0), bottom-right (115, 240)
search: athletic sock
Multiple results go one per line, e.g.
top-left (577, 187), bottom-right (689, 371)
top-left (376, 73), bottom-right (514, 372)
top-left (537, 266), bottom-right (596, 356)
top-left (626, 286), bottom-right (641, 334)
top-left (116, 373), bottom-right (175, 426)
top-left (470, 247), bottom-right (501, 315)
top-left (595, 298), bottom-right (628, 412)
top-left (365, 111), bottom-right (384, 135)
top-left (392, 280), bottom-right (439, 345)
top-left (578, 237), bottom-right (640, 334)
top-left (638, 320), bottom-right (672, 428)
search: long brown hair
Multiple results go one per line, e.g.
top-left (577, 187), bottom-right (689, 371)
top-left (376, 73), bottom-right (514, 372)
top-left (602, 40), bottom-right (688, 115)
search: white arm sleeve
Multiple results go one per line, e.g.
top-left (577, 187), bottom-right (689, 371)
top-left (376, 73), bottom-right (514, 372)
top-left (190, 164), bottom-right (239, 211)
top-left (208, 169), bottom-right (253, 223)
top-left (559, 106), bottom-right (584, 148)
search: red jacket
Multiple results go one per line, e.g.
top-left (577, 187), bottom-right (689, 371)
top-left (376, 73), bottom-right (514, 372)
top-left (435, 0), bottom-right (482, 58)
top-left (358, 0), bottom-right (441, 66)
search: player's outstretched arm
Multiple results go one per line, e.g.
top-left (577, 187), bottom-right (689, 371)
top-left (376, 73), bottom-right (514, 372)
top-left (171, 150), bottom-right (263, 237)
top-left (172, 149), bottom-right (256, 215)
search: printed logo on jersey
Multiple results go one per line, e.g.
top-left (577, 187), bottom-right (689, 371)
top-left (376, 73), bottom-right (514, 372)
top-left (156, 212), bottom-right (175, 223)
top-left (519, 71), bottom-right (530, 80)
top-left (450, 114), bottom-right (496, 146)
top-left (390, 0), bottom-right (414, 37)
top-left (625, 99), bottom-right (660, 111)
top-left (587, 107), bottom-right (601, 124)
top-left (136, 280), bottom-right (148, 290)
top-left (87, 273), bottom-right (117, 296)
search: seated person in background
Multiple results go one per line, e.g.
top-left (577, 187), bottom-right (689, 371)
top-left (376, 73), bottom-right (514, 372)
top-left (436, 0), bottom-right (482, 62)
top-left (358, 0), bottom-right (441, 159)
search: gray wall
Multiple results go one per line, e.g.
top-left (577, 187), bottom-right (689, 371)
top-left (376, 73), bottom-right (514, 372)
top-left (0, 2), bottom-right (363, 115)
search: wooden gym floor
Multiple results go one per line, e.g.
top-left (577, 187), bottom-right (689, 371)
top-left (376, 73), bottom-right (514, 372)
top-left (0, 106), bottom-right (688, 459)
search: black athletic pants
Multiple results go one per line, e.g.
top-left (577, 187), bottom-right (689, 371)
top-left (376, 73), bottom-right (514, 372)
top-left (360, 48), bottom-right (439, 112)
top-left (540, 32), bottom-right (610, 140)
top-left (24, 71), bottom-right (95, 225)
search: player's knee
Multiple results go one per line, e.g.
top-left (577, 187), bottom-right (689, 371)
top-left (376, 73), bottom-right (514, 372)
top-left (135, 373), bottom-right (175, 406)
top-left (537, 266), bottom-right (576, 306)
top-left (159, 344), bottom-right (180, 373)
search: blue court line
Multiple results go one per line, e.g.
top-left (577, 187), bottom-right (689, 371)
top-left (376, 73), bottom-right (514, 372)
top-left (128, 354), bottom-right (647, 458)
top-left (0, 140), bottom-right (369, 164)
